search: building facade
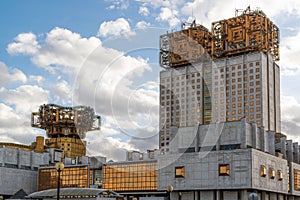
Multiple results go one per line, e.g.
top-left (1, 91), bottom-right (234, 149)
top-left (158, 7), bottom-right (300, 200)
top-left (0, 143), bottom-right (49, 198)
top-left (102, 150), bottom-right (165, 200)
top-left (0, 104), bottom-right (103, 199)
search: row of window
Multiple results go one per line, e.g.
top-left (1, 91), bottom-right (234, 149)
top-left (175, 164), bottom-right (231, 178)
top-left (215, 69), bottom-right (261, 80)
top-left (174, 164), bottom-right (283, 180)
top-left (260, 165), bottom-right (283, 180)
top-left (38, 166), bottom-right (89, 191)
top-left (102, 162), bottom-right (157, 191)
top-left (217, 62), bottom-right (260, 73)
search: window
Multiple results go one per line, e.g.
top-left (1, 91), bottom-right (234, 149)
top-left (175, 166), bottom-right (185, 178)
top-left (38, 165), bottom-right (89, 191)
top-left (278, 170), bottom-right (283, 181)
top-left (270, 167), bottom-right (275, 179)
top-left (102, 162), bottom-right (157, 191)
top-left (295, 169), bottom-right (300, 191)
top-left (260, 165), bottom-right (267, 177)
top-left (219, 164), bottom-right (230, 176)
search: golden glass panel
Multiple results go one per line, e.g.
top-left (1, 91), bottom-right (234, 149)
top-left (102, 162), bottom-right (157, 191)
top-left (269, 167), bottom-right (275, 179)
top-left (295, 169), bottom-right (300, 191)
top-left (219, 164), bottom-right (230, 176)
top-left (260, 165), bottom-right (267, 177)
top-left (278, 170), bottom-right (283, 181)
top-left (175, 166), bottom-right (185, 178)
top-left (38, 165), bottom-right (89, 191)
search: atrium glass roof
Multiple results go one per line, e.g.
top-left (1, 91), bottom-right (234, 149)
top-left (26, 188), bottom-right (121, 199)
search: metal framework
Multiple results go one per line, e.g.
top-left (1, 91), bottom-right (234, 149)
top-left (159, 7), bottom-right (280, 68)
top-left (31, 104), bottom-right (101, 158)
top-left (212, 7), bottom-right (280, 60)
top-left (160, 21), bottom-right (212, 68)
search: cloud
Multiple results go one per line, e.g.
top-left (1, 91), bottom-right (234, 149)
top-left (0, 126), bottom-right (43, 146)
top-left (135, 0), bottom-right (184, 9)
top-left (86, 133), bottom-right (136, 161)
top-left (7, 28), bottom-right (101, 75)
top-left (7, 32), bottom-right (40, 55)
top-left (156, 7), bottom-right (180, 27)
top-left (51, 80), bottom-right (72, 104)
top-left (0, 84), bottom-right (50, 145)
top-left (5, 26), bottom-right (160, 159)
top-left (253, 0), bottom-right (300, 18)
top-left (281, 96), bottom-right (300, 125)
top-left (281, 95), bottom-right (300, 141)
top-left (0, 62), bottom-right (27, 86)
top-left (181, 0), bottom-right (236, 28)
top-left (28, 75), bottom-right (44, 86)
top-left (34, 27), bottom-right (101, 74)
top-left (0, 85), bottom-right (50, 114)
top-left (97, 18), bottom-right (135, 38)
top-left (138, 6), bottom-right (150, 16)
top-left (280, 95), bottom-right (300, 139)
top-left (106, 0), bottom-right (129, 10)
top-left (280, 29), bottom-right (300, 76)
top-left (136, 21), bottom-right (151, 29)
top-left (0, 103), bottom-right (22, 127)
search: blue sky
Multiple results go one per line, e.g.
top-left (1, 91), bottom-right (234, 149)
top-left (1, 0), bottom-right (300, 160)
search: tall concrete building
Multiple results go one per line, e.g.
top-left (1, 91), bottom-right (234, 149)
top-left (158, 7), bottom-right (299, 200)
top-left (159, 8), bottom-right (281, 152)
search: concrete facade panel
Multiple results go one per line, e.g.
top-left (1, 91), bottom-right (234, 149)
top-left (0, 167), bottom-right (37, 195)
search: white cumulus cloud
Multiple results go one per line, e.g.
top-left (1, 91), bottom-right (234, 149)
top-left (7, 32), bottom-right (40, 55)
top-left (0, 85), bottom-right (50, 114)
top-left (156, 7), bottom-right (180, 27)
top-left (5, 27), bottom-right (160, 159)
top-left (139, 6), bottom-right (150, 16)
top-left (0, 62), bottom-right (27, 86)
top-left (280, 30), bottom-right (300, 76)
top-left (136, 21), bottom-right (151, 29)
top-left (97, 18), bottom-right (135, 38)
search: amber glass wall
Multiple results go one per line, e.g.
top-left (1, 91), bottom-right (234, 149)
top-left (294, 169), bottom-right (300, 191)
top-left (102, 161), bottom-right (157, 191)
top-left (38, 165), bottom-right (89, 191)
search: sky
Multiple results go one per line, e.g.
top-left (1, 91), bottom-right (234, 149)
top-left (1, 0), bottom-right (300, 161)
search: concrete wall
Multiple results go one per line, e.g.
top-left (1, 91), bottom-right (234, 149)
top-left (251, 149), bottom-right (288, 193)
top-left (167, 120), bottom-right (275, 157)
top-left (0, 147), bottom-right (49, 168)
top-left (0, 147), bottom-right (49, 196)
top-left (158, 149), bottom-right (252, 191)
top-left (289, 162), bottom-right (300, 196)
top-left (0, 167), bottom-right (37, 195)
top-left (159, 148), bottom-right (289, 194)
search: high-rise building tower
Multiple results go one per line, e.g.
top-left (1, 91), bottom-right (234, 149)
top-left (31, 104), bottom-right (101, 158)
top-left (157, 8), bottom-right (300, 200)
top-left (159, 7), bottom-right (280, 152)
